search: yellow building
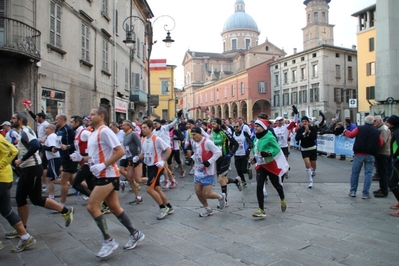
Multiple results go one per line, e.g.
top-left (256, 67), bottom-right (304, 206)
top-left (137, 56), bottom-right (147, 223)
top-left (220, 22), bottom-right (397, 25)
top-left (150, 59), bottom-right (177, 120)
top-left (352, 4), bottom-right (376, 115)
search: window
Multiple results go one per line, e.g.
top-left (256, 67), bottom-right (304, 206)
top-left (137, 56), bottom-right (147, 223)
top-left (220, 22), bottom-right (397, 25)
top-left (205, 93), bottom-right (207, 103)
top-left (132, 73), bottom-right (140, 89)
top-left (258, 82), bottom-right (266, 93)
top-left (216, 89), bottom-right (219, 100)
top-left (308, 13), bottom-right (310, 23)
top-left (245, 39), bottom-right (250, 49)
top-left (301, 56), bottom-right (305, 61)
top-left (348, 66), bottom-right (353, 80)
top-left (102, 0), bottom-right (108, 16)
top-left (284, 62), bottom-right (287, 67)
top-left (231, 85), bottom-right (234, 96)
top-left (301, 68), bottom-right (306, 80)
top-left (224, 87), bottom-right (227, 98)
top-left (291, 92), bottom-right (298, 104)
top-left (81, 24), bottom-right (90, 61)
top-left (136, 37), bottom-right (140, 56)
top-left (292, 69), bottom-right (297, 82)
top-left (114, 9), bottom-right (118, 34)
top-left (284, 72), bottom-right (288, 83)
top-left (274, 95), bottom-right (280, 107)
top-left (275, 65), bottom-right (278, 69)
top-left (348, 55), bottom-right (352, 62)
top-left (322, 12), bottom-right (326, 22)
top-left (50, 1), bottom-right (62, 47)
top-left (369, 37), bottom-right (375, 52)
top-left (366, 62), bottom-right (376, 76)
top-left (113, 60), bottom-right (117, 85)
top-left (334, 88), bottom-right (341, 103)
top-left (210, 91), bottom-right (213, 102)
top-left (353, 89), bottom-right (357, 99)
top-left (312, 53), bottom-right (317, 58)
top-left (310, 83), bottom-right (319, 102)
top-left (312, 64), bottom-right (318, 77)
top-left (275, 74), bottom-right (279, 86)
top-left (162, 109), bottom-right (168, 120)
top-left (161, 80), bottom-right (168, 95)
top-left (283, 91), bottom-right (289, 106)
top-left (125, 68), bottom-right (128, 89)
top-left (314, 12), bottom-right (318, 22)
top-left (336, 65), bottom-right (341, 78)
top-left (300, 86), bottom-right (307, 103)
top-left (346, 89), bottom-right (351, 103)
top-left (240, 82), bottom-right (245, 94)
top-left (102, 39), bottom-right (109, 71)
top-left (292, 60), bottom-right (296, 64)
top-left (366, 86), bottom-right (375, 100)
top-left (336, 53), bottom-right (340, 58)
top-left (232, 39), bottom-right (237, 50)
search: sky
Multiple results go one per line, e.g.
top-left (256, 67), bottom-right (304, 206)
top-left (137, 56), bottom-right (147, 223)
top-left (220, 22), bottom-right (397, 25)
top-left (146, 0), bottom-right (376, 88)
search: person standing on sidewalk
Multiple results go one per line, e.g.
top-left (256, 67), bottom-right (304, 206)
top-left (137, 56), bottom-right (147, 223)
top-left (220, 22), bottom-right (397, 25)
top-left (70, 107), bottom-right (144, 258)
top-left (345, 115), bottom-right (383, 199)
top-left (0, 134), bottom-right (36, 253)
top-left (251, 118), bottom-right (289, 218)
top-left (190, 127), bottom-right (225, 217)
top-left (373, 115), bottom-right (392, 198)
top-left (385, 115), bottom-right (399, 216)
top-left (295, 116), bottom-right (318, 188)
top-left (137, 120), bottom-right (174, 220)
top-left (6, 112), bottom-right (74, 240)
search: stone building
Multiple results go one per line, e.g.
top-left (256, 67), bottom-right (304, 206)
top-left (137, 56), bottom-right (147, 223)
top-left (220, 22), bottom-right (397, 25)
top-left (270, 0), bottom-right (358, 122)
top-left (0, 0), bottom-right (152, 126)
top-left (181, 0), bottom-right (285, 120)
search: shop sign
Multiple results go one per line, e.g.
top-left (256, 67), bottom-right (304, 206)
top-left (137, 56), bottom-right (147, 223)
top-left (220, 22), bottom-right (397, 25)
top-left (115, 99), bottom-right (128, 113)
top-left (42, 88), bottom-right (65, 100)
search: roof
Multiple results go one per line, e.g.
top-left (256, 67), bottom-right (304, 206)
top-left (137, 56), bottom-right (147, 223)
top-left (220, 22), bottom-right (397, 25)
top-left (304, 0), bottom-right (331, 5)
top-left (351, 4), bottom-right (376, 17)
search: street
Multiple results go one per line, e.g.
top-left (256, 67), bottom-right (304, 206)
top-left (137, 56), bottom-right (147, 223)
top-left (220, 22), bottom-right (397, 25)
top-left (1, 149), bottom-right (399, 266)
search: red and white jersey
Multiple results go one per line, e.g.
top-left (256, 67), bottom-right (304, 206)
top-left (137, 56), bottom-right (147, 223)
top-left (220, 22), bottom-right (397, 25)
top-left (141, 134), bottom-right (169, 166)
top-left (88, 125), bottom-right (121, 178)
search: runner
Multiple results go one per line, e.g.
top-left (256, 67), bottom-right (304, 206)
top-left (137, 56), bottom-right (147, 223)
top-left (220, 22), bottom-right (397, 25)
top-left (0, 134), bottom-right (36, 253)
top-left (70, 106), bottom-right (144, 258)
top-left (190, 127), bottom-right (225, 217)
top-left (210, 118), bottom-right (239, 206)
top-left (6, 112), bottom-right (74, 240)
top-left (137, 120), bottom-right (174, 220)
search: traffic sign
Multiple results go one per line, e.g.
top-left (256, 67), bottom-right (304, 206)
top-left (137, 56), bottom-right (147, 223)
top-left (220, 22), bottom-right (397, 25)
top-left (349, 99), bottom-right (357, 108)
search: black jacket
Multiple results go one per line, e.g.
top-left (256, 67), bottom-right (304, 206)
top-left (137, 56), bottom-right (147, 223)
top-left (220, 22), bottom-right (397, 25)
top-left (353, 124), bottom-right (381, 156)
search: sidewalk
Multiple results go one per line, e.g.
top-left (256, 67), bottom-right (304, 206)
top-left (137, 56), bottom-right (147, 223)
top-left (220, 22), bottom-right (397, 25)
top-left (1, 150), bottom-right (399, 266)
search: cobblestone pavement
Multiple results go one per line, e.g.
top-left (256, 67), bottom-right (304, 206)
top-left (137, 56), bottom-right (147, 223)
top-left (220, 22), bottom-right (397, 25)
top-left (1, 150), bottom-right (398, 266)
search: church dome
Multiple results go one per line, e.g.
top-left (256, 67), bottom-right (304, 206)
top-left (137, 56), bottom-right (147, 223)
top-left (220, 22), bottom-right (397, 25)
top-left (222, 0), bottom-right (259, 33)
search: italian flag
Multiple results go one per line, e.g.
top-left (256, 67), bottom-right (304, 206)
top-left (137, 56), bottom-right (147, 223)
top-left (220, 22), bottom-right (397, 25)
top-left (254, 131), bottom-right (289, 178)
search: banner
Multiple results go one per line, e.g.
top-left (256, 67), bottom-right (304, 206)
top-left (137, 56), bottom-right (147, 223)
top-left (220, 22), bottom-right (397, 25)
top-left (290, 133), bottom-right (354, 156)
top-left (334, 135), bottom-right (355, 156)
top-left (316, 134), bottom-right (335, 153)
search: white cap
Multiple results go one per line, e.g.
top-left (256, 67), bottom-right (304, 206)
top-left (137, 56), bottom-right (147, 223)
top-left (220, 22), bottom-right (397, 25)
top-left (275, 116), bottom-right (284, 121)
top-left (0, 121), bottom-right (11, 127)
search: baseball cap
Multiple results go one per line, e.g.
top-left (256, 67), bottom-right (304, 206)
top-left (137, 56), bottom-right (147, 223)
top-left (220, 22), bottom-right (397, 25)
top-left (160, 119), bottom-right (166, 124)
top-left (153, 119), bottom-right (161, 123)
top-left (275, 116), bottom-right (284, 121)
top-left (0, 121), bottom-right (11, 127)
top-left (187, 119), bottom-right (196, 125)
top-left (191, 126), bottom-right (202, 134)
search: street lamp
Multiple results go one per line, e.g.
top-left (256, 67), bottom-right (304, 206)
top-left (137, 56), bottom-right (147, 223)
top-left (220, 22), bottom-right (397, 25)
top-left (123, 15), bottom-right (175, 117)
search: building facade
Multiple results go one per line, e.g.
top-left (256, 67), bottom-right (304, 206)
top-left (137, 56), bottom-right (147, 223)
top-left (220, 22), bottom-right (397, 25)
top-left (270, 0), bottom-right (358, 122)
top-left (351, 4), bottom-right (376, 118)
top-left (0, 0), bottom-right (153, 126)
top-left (181, 0), bottom-right (285, 120)
top-left (150, 59), bottom-right (177, 120)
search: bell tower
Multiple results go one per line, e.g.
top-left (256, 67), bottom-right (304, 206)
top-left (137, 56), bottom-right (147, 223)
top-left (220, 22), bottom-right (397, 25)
top-left (302, 0), bottom-right (334, 50)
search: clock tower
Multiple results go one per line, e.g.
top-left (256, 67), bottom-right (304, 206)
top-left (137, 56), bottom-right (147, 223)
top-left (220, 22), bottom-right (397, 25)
top-left (302, 0), bottom-right (334, 50)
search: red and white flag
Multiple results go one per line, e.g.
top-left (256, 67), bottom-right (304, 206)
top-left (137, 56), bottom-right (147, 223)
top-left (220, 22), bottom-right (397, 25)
top-left (150, 59), bottom-right (167, 70)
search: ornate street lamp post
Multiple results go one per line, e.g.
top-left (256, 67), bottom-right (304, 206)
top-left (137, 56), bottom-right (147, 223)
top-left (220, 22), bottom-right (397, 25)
top-left (123, 15), bottom-right (175, 117)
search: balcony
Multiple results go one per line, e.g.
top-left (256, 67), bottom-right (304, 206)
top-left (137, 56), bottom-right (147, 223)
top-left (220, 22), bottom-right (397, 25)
top-left (0, 17), bottom-right (41, 61)
top-left (130, 88), bottom-right (147, 105)
top-left (149, 95), bottom-right (159, 107)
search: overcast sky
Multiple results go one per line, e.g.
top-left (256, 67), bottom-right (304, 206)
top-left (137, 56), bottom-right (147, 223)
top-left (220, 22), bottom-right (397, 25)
top-left (146, 0), bottom-right (376, 88)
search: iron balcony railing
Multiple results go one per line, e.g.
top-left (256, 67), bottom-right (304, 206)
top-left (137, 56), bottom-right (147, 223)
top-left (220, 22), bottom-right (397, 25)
top-left (130, 88), bottom-right (148, 104)
top-left (0, 17), bottom-right (41, 61)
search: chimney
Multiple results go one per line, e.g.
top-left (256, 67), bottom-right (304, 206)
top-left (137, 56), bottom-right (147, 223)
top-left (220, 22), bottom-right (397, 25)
top-left (293, 48), bottom-right (297, 54)
top-left (352, 45), bottom-right (357, 50)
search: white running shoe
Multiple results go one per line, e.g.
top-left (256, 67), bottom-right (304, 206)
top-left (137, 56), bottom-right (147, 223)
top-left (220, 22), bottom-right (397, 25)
top-left (97, 239), bottom-right (119, 258)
